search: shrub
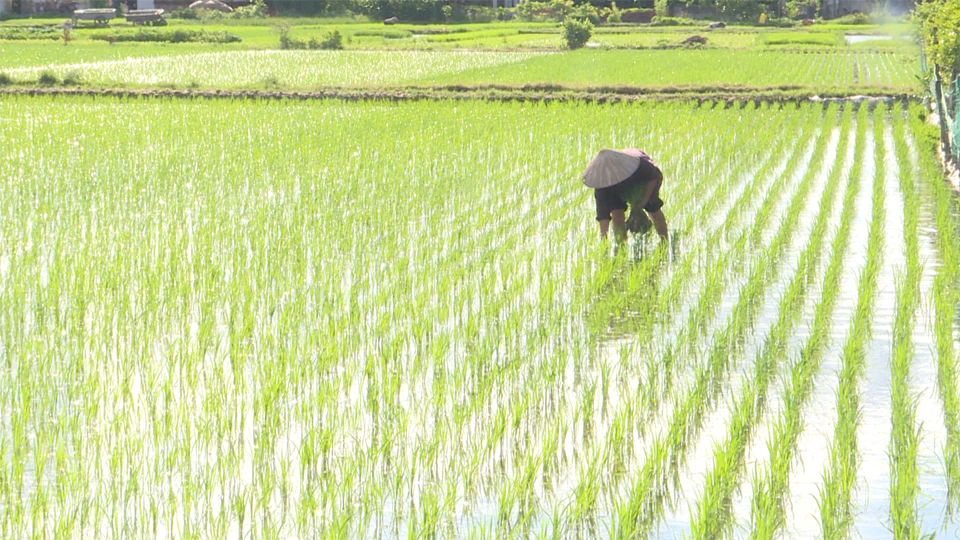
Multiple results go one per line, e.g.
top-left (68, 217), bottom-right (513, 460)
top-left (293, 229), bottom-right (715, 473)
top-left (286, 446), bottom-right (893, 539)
top-left (570, 3), bottom-right (600, 23)
top-left (620, 7), bottom-right (655, 22)
top-left (314, 29), bottom-right (344, 49)
top-left (62, 70), bottom-right (82, 85)
top-left (233, 0), bottom-right (268, 18)
top-left (561, 17), bottom-right (592, 49)
top-left (605, 2), bottom-right (622, 23)
top-left (516, 0), bottom-right (573, 21)
top-left (37, 70), bottom-right (59, 86)
top-left (0, 72), bottom-right (12, 86)
top-left (168, 7), bottom-right (199, 18)
top-left (650, 15), bottom-right (697, 25)
top-left (784, 0), bottom-right (816, 18)
top-left (915, 0), bottom-right (960, 82)
top-left (654, 0), bottom-right (667, 18)
top-left (354, 0), bottom-right (447, 22)
top-left (832, 11), bottom-right (871, 24)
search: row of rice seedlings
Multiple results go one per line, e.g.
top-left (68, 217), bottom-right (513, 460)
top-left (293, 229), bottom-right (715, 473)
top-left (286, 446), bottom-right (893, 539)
top-left (584, 101), bottom-right (746, 332)
top-left (431, 107), bottom-right (729, 533)
top-left (635, 107), bottom-right (821, 433)
top-left (817, 105), bottom-right (887, 540)
top-left (906, 102), bottom-right (960, 515)
top-left (364, 100), bottom-right (748, 532)
top-left (613, 106), bottom-right (832, 537)
top-left (5, 50), bottom-right (546, 89)
top-left (748, 104), bottom-right (863, 539)
top-left (0, 96), bottom-right (632, 535)
top-left (634, 104), bottom-right (807, 423)
top-left (887, 101), bottom-right (924, 539)
top-left (568, 105), bottom-right (813, 535)
top-left (579, 105), bottom-right (809, 530)
top-left (628, 105), bottom-right (820, 448)
top-left (507, 103), bottom-right (791, 533)
top-left (688, 104), bottom-right (850, 540)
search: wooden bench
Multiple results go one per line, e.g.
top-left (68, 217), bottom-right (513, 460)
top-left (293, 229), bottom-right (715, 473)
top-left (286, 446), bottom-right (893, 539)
top-left (71, 8), bottom-right (117, 27)
top-left (125, 9), bottom-right (166, 25)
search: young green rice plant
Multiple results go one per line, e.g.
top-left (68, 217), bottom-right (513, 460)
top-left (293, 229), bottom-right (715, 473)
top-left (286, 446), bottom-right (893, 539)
top-left (690, 104), bottom-right (849, 540)
top-left (885, 101), bottom-right (923, 540)
top-left (749, 105), bottom-right (860, 539)
top-left (818, 103), bottom-right (886, 540)
top-left (906, 102), bottom-right (960, 515)
top-left (615, 107), bottom-right (833, 537)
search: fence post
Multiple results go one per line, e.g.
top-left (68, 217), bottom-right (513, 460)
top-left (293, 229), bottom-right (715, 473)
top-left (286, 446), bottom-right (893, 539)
top-left (934, 68), bottom-right (953, 161)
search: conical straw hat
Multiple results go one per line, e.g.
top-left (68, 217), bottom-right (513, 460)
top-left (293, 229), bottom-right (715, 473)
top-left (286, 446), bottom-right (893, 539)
top-left (582, 149), bottom-right (641, 189)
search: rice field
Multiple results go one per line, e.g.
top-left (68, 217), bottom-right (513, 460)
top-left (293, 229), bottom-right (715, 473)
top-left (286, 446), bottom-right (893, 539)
top-left (426, 49), bottom-right (918, 90)
top-left (1, 95), bottom-right (959, 539)
top-left (2, 48), bottom-right (917, 92)
top-left (2, 50), bottom-right (543, 89)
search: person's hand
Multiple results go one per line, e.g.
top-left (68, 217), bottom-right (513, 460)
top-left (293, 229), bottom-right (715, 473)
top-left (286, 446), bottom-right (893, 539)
top-left (625, 209), bottom-right (652, 234)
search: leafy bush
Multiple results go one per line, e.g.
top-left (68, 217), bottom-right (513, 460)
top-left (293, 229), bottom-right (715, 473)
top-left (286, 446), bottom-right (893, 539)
top-left (167, 7), bottom-right (198, 19)
top-left (279, 24), bottom-right (345, 50)
top-left (605, 1), bottom-right (622, 22)
top-left (832, 12), bottom-right (872, 24)
top-left (561, 17), bottom-right (592, 49)
top-left (37, 70), bottom-right (59, 86)
top-left (314, 29), bottom-right (344, 49)
top-left (354, 0), bottom-right (447, 22)
top-left (784, 0), bottom-right (816, 19)
top-left (233, 0), bottom-right (268, 18)
top-left (0, 72), bottom-right (12, 86)
top-left (650, 15), bottom-right (697, 25)
top-left (571, 3), bottom-right (600, 23)
top-left (915, 0), bottom-right (960, 82)
top-left (619, 7), bottom-right (655, 22)
top-left (654, 0), bottom-right (667, 18)
top-left (62, 70), bottom-right (82, 86)
top-left (516, 0), bottom-right (573, 21)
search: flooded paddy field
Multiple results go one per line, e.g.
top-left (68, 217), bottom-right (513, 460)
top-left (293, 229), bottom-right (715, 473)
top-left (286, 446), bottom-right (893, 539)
top-left (0, 96), bottom-right (958, 539)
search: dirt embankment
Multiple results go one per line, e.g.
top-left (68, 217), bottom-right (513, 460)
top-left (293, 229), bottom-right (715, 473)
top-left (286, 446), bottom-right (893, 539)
top-left (0, 85), bottom-right (918, 106)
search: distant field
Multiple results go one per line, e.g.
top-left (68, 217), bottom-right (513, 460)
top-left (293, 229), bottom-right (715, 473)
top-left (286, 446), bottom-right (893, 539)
top-left (2, 49), bottom-right (545, 88)
top-left (0, 47), bottom-right (918, 94)
top-left (415, 48), bottom-right (919, 92)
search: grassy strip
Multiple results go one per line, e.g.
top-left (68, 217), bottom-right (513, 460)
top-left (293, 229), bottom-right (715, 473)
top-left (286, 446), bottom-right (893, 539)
top-left (689, 105), bottom-right (848, 540)
top-left (887, 101), bottom-right (923, 540)
top-left (0, 86), bottom-right (918, 104)
top-left (614, 105), bottom-right (832, 537)
top-left (818, 103), bottom-right (885, 539)
top-left (748, 105), bottom-right (861, 539)
top-left (906, 102), bottom-right (960, 516)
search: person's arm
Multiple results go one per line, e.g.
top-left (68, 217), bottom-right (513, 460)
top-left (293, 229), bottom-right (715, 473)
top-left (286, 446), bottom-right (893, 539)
top-left (598, 209), bottom-right (626, 241)
top-left (634, 172), bottom-right (663, 210)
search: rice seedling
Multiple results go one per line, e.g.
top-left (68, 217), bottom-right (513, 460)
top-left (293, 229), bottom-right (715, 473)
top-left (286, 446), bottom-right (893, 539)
top-left (818, 103), bottom-right (886, 540)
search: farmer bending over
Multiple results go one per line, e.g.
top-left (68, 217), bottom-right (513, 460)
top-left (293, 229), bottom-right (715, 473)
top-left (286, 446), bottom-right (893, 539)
top-left (582, 148), bottom-right (668, 242)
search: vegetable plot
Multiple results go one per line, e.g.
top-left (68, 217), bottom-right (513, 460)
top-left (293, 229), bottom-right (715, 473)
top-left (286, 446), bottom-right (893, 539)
top-left (0, 96), bottom-right (957, 539)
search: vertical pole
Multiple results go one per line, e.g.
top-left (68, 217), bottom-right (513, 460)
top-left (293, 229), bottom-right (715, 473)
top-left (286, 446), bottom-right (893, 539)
top-left (935, 68), bottom-right (953, 161)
